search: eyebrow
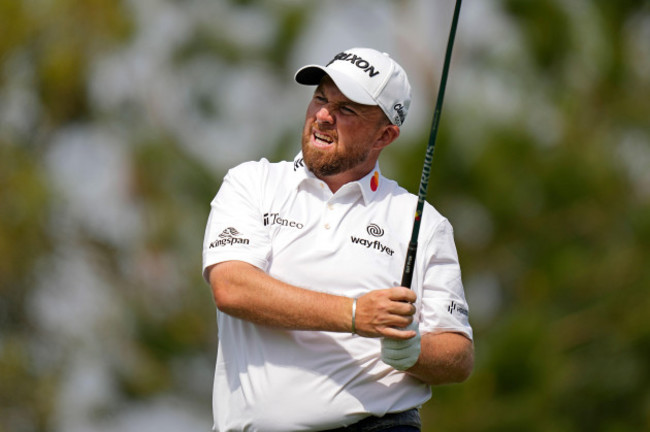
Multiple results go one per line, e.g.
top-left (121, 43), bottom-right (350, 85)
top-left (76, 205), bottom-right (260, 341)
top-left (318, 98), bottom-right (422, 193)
top-left (315, 88), bottom-right (372, 113)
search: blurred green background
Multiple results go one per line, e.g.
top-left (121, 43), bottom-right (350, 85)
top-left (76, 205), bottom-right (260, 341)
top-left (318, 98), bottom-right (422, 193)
top-left (1, 0), bottom-right (649, 431)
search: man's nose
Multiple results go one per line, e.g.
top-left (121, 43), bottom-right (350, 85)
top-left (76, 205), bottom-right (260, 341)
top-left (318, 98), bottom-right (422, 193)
top-left (316, 106), bottom-right (334, 125)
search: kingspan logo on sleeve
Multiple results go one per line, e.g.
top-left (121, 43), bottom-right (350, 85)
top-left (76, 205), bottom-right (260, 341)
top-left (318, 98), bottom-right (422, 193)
top-left (209, 227), bottom-right (250, 248)
top-left (350, 223), bottom-right (394, 256)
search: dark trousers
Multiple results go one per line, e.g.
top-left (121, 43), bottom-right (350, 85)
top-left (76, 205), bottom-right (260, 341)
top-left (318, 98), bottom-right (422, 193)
top-left (320, 408), bottom-right (421, 432)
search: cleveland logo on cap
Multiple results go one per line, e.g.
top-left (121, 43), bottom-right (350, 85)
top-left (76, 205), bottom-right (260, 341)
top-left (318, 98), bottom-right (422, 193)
top-left (326, 52), bottom-right (381, 78)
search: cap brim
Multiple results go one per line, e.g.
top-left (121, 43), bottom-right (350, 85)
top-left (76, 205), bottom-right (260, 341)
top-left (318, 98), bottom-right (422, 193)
top-left (294, 65), bottom-right (376, 106)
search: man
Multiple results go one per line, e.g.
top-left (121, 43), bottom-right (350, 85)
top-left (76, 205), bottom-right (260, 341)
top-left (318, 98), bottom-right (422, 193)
top-left (202, 47), bottom-right (473, 432)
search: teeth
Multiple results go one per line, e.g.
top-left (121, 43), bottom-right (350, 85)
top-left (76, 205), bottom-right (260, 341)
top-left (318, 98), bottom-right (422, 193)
top-left (314, 131), bottom-right (333, 143)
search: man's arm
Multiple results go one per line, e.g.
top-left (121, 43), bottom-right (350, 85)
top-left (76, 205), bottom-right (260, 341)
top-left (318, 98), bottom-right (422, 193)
top-left (209, 260), bottom-right (473, 383)
top-left (406, 332), bottom-right (474, 385)
top-left (207, 260), bottom-right (417, 339)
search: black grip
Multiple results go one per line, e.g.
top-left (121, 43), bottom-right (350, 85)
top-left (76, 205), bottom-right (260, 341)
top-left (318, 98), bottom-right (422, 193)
top-left (400, 242), bottom-right (418, 288)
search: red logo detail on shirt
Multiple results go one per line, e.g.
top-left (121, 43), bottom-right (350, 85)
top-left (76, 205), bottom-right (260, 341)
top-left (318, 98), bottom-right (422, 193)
top-left (370, 171), bottom-right (379, 191)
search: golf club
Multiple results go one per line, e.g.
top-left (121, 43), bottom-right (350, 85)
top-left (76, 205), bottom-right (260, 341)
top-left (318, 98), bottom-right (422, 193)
top-left (401, 0), bottom-right (462, 288)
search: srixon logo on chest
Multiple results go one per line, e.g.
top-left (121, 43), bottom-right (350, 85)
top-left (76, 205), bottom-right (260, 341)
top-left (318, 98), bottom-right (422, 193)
top-left (327, 52), bottom-right (381, 78)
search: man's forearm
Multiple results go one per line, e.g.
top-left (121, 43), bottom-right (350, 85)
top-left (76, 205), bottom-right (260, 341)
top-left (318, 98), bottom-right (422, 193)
top-left (207, 260), bottom-right (419, 339)
top-left (405, 332), bottom-right (474, 386)
top-left (208, 260), bottom-right (353, 332)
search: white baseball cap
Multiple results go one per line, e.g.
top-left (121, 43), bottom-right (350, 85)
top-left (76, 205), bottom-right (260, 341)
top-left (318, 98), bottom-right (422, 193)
top-left (295, 47), bottom-right (412, 126)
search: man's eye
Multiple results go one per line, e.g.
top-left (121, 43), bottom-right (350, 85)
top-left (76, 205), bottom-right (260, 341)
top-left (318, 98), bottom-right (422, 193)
top-left (314, 95), bottom-right (327, 103)
top-left (341, 106), bottom-right (356, 115)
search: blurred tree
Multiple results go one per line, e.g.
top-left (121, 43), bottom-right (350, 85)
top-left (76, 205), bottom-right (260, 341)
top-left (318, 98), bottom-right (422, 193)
top-left (0, 0), bottom-right (132, 430)
top-left (0, 144), bottom-right (55, 432)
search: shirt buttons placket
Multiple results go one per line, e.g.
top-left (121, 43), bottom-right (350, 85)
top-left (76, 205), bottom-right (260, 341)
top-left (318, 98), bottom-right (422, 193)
top-left (323, 202), bottom-right (334, 230)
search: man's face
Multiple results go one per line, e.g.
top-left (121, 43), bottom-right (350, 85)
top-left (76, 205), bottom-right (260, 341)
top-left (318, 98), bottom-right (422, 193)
top-left (301, 76), bottom-right (390, 180)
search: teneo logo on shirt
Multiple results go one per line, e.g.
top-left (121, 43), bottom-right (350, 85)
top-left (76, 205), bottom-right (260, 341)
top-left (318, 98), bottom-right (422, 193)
top-left (263, 213), bottom-right (304, 229)
top-left (209, 227), bottom-right (250, 248)
top-left (351, 224), bottom-right (394, 256)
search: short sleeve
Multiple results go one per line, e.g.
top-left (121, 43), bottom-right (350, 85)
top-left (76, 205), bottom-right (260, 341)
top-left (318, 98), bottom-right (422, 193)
top-left (417, 218), bottom-right (473, 340)
top-left (202, 160), bottom-right (273, 282)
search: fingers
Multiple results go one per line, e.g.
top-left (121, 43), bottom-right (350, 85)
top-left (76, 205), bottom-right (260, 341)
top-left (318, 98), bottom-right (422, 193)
top-left (354, 287), bottom-right (418, 338)
top-left (388, 286), bottom-right (417, 303)
top-left (381, 325), bottom-right (418, 340)
top-left (384, 287), bottom-right (417, 323)
top-left (390, 300), bottom-right (416, 317)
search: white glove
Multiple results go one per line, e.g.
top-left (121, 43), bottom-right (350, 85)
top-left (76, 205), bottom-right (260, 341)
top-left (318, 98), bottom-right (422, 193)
top-left (381, 321), bottom-right (421, 371)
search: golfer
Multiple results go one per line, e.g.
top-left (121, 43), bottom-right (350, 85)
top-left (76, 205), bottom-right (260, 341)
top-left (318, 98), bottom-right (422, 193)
top-left (202, 47), bottom-right (473, 432)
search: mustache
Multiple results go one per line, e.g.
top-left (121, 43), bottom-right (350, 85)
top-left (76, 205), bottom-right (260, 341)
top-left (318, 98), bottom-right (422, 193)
top-left (311, 121), bottom-right (336, 134)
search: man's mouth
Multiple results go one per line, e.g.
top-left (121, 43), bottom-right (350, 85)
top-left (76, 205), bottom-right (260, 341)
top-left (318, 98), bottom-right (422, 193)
top-left (312, 130), bottom-right (334, 147)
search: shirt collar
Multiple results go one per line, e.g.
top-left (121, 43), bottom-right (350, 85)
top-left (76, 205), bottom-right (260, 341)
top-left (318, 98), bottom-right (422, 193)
top-left (291, 152), bottom-right (383, 205)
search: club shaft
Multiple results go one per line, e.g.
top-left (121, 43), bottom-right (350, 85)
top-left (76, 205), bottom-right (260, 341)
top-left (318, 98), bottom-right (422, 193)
top-left (401, 0), bottom-right (462, 288)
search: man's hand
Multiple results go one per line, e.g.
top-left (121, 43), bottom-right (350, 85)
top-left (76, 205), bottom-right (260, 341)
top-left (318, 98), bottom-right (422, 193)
top-left (354, 287), bottom-right (417, 338)
top-left (381, 321), bottom-right (421, 370)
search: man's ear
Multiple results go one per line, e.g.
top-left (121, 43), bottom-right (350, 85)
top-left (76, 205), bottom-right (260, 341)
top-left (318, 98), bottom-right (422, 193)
top-left (374, 124), bottom-right (401, 150)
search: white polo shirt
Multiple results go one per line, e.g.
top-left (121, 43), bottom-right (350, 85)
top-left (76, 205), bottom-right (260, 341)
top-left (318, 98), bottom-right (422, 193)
top-left (202, 153), bottom-right (472, 432)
